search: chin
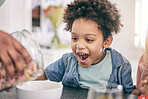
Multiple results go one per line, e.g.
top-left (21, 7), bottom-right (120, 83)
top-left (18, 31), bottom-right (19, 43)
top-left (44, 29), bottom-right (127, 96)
top-left (79, 63), bottom-right (90, 68)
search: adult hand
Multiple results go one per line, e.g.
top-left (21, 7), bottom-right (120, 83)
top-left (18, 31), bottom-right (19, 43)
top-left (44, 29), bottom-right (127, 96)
top-left (138, 76), bottom-right (148, 95)
top-left (0, 30), bottom-right (32, 86)
top-left (145, 31), bottom-right (148, 54)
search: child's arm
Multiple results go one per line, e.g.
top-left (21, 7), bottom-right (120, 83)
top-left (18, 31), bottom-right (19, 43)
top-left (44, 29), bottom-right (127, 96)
top-left (36, 71), bottom-right (48, 80)
top-left (130, 89), bottom-right (139, 95)
top-left (36, 53), bottom-right (67, 81)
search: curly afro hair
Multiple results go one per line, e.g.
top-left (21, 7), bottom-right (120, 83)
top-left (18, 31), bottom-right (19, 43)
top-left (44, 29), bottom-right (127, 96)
top-left (63, 0), bottom-right (123, 40)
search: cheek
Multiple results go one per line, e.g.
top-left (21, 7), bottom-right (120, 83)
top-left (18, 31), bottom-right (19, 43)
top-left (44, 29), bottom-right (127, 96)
top-left (91, 48), bottom-right (100, 55)
top-left (89, 43), bottom-right (103, 56)
top-left (71, 42), bottom-right (75, 52)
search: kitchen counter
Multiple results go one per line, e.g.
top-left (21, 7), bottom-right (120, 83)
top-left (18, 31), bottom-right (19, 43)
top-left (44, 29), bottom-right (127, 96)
top-left (0, 86), bottom-right (138, 99)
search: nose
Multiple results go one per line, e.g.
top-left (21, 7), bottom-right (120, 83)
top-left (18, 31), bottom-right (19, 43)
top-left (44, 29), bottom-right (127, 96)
top-left (76, 41), bottom-right (85, 49)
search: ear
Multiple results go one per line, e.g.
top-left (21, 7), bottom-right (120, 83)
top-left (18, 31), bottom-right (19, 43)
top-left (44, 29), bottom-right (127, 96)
top-left (103, 36), bottom-right (113, 48)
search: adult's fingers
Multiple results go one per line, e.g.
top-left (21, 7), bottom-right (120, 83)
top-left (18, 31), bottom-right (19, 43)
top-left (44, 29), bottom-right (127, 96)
top-left (0, 52), bottom-right (15, 82)
top-left (12, 39), bottom-right (32, 64)
top-left (8, 48), bottom-right (24, 77)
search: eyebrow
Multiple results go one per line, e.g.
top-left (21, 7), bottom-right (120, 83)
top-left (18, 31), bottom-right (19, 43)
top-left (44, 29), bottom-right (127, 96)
top-left (71, 32), bottom-right (96, 36)
top-left (71, 32), bottom-right (76, 35)
top-left (85, 34), bottom-right (96, 36)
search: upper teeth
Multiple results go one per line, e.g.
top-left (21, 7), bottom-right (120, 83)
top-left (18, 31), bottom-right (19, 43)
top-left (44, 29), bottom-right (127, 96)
top-left (79, 53), bottom-right (85, 55)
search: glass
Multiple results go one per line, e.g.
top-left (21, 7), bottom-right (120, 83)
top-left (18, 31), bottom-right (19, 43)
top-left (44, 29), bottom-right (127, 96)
top-left (87, 83), bottom-right (123, 99)
top-left (44, 5), bottom-right (64, 47)
top-left (11, 29), bottom-right (44, 77)
top-left (0, 29), bottom-right (44, 92)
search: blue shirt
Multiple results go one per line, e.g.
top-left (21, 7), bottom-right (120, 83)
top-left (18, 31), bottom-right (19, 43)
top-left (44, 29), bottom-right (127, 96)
top-left (45, 47), bottom-right (136, 93)
top-left (78, 50), bottom-right (112, 89)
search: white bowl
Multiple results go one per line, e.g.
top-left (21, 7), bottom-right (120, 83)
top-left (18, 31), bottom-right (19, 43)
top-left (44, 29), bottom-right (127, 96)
top-left (16, 80), bottom-right (63, 99)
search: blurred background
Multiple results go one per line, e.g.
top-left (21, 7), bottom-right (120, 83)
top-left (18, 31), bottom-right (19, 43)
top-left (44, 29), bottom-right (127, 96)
top-left (0, 0), bottom-right (148, 84)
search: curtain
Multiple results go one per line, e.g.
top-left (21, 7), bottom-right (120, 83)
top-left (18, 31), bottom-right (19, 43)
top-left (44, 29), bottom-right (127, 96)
top-left (135, 0), bottom-right (148, 47)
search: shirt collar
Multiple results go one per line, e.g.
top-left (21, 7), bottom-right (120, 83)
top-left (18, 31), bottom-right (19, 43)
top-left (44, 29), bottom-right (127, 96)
top-left (105, 47), bottom-right (124, 68)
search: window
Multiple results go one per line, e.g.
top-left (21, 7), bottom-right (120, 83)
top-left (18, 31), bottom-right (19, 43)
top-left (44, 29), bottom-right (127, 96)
top-left (135, 0), bottom-right (148, 48)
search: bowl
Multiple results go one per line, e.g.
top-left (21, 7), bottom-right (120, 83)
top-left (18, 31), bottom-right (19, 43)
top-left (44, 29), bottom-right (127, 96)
top-left (16, 80), bottom-right (63, 99)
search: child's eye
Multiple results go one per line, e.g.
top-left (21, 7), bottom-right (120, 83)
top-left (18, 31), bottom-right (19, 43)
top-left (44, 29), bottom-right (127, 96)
top-left (86, 39), bottom-right (94, 42)
top-left (71, 37), bottom-right (78, 41)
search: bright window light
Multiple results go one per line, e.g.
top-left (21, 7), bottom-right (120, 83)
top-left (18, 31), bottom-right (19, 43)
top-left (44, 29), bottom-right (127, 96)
top-left (135, 0), bottom-right (148, 48)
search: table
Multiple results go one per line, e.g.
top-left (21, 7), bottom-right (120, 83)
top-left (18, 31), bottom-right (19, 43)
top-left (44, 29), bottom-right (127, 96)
top-left (61, 86), bottom-right (88, 99)
top-left (61, 86), bottom-right (138, 99)
top-left (0, 86), bottom-right (138, 99)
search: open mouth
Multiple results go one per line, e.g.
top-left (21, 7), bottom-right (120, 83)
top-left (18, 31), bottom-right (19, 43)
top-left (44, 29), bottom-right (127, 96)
top-left (77, 53), bottom-right (89, 62)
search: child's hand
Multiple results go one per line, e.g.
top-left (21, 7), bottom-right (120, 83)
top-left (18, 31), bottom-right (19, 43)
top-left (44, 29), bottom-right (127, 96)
top-left (138, 76), bottom-right (148, 95)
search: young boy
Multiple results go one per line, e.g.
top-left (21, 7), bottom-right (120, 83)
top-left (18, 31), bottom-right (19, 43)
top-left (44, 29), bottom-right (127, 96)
top-left (39, 0), bottom-right (145, 94)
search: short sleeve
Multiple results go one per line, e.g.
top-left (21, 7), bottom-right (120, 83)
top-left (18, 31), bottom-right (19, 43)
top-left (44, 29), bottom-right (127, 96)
top-left (45, 55), bottom-right (66, 82)
top-left (121, 61), bottom-right (136, 93)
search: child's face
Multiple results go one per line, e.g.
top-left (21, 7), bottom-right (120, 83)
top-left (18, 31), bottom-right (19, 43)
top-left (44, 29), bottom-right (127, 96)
top-left (71, 18), bottom-right (106, 68)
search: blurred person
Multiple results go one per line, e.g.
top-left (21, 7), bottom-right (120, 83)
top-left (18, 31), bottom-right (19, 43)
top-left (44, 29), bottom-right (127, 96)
top-left (0, 1), bottom-right (32, 91)
top-left (137, 31), bottom-right (148, 95)
top-left (0, 30), bottom-right (33, 91)
top-left (0, 30), bottom-right (33, 80)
